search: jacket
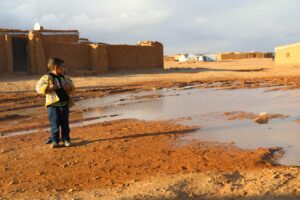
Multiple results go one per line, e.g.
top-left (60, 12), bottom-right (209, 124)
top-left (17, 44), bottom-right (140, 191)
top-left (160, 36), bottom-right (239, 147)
top-left (36, 73), bottom-right (75, 108)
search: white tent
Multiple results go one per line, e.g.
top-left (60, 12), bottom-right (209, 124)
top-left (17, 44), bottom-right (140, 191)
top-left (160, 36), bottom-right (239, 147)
top-left (178, 53), bottom-right (198, 62)
top-left (197, 55), bottom-right (204, 61)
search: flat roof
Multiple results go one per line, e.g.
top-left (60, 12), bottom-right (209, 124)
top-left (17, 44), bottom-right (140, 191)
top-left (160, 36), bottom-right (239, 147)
top-left (275, 42), bottom-right (300, 51)
top-left (0, 29), bottom-right (79, 36)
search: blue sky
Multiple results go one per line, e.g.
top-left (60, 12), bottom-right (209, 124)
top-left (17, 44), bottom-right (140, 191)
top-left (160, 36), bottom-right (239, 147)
top-left (0, 0), bottom-right (299, 54)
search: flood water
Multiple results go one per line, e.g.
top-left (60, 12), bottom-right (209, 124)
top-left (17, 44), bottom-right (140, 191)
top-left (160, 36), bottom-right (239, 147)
top-left (78, 87), bottom-right (300, 166)
top-left (3, 86), bottom-right (300, 166)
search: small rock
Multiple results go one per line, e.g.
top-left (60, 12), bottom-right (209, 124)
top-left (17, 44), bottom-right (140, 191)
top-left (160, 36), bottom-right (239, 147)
top-left (253, 117), bottom-right (268, 124)
top-left (72, 197), bottom-right (82, 200)
top-left (68, 188), bottom-right (74, 193)
top-left (91, 192), bottom-right (101, 198)
top-left (181, 166), bottom-right (188, 170)
top-left (36, 171), bottom-right (46, 176)
top-left (0, 149), bottom-right (8, 154)
top-left (122, 183), bottom-right (130, 187)
top-left (15, 188), bottom-right (26, 193)
top-left (9, 180), bottom-right (18, 185)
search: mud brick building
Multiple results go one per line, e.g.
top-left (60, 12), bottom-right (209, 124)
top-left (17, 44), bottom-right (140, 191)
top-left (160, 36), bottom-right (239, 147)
top-left (217, 52), bottom-right (273, 61)
top-left (275, 42), bottom-right (300, 65)
top-left (0, 28), bottom-right (164, 76)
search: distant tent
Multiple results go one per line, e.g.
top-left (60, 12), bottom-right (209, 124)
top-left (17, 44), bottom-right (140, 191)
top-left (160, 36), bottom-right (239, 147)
top-left (177, 53), bottom-right (217, 62)
top-left (178, 54), bottom-right (188, 62)
top-left (203, 54), bottom-right (217, 62)
top-left (197, 55), bottom-right (204, 61)
top-left (178, 53), bottom-right (198, 62)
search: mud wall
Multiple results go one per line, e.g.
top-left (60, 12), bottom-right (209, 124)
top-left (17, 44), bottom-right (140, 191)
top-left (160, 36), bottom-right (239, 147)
top-left (89, 44), bottom-right (108, 72)
top-left (28, 31), bottom-right (81, 74)
top-left (28, 32), bottom-right (47, 74)
top-left (106, 45), bottom-right (163, 70)
top-left (44, 42), bottom-right (91, 72)
top-left (264, 52), bottom-right (274, 58)
top-left (42, 42), bottom-right (163, 73)
top-left (0, 35), bottom-right (6, 74)
top-left (275, 44), bottom-right (300, 65)
top-left (0, 28), bottom-right (164, 76)
top-left (0, 34), bottom-right (13, 75)
top-left (217, 52), bottom-right (273, 61)
top-left (40, 33), bottom-right (79, 44)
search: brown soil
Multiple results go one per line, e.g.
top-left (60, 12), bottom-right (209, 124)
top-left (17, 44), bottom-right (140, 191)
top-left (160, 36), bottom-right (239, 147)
top-left (1, 59), bottom-right (300, 199)
top-left (0, 119), bottom-right (285, 200)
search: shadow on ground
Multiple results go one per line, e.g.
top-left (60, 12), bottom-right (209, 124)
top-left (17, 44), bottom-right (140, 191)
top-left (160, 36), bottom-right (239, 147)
top-left (88, 67), bottom-right (267, 77)
top-left (71, 127), bottom-right (199, 147)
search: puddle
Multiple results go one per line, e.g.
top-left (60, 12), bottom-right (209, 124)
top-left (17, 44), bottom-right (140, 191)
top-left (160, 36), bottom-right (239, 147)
top-left (2, 86), bottom-right (300, 166)
top-left (77, 87), bottom-right (300, 166)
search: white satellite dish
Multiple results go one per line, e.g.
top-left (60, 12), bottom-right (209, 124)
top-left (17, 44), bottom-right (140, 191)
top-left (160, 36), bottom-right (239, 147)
top-left (33, 22), bottom-right (41, 30)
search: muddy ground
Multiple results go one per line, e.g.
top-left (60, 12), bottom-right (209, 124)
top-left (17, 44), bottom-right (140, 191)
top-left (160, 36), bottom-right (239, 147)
top-left (1, 59), bottom-right (300, 199)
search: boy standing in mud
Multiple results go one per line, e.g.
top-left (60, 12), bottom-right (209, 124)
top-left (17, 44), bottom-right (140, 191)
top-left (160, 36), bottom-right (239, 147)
top-left (36, 58), bottom-right (75, 148)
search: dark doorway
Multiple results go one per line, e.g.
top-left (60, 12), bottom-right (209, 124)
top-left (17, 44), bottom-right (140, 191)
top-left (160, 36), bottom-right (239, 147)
top-left (12, 37), bottom-right (28, 72)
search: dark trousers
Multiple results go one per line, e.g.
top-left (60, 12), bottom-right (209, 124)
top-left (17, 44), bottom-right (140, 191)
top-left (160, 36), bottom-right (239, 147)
top-left (47, 106), bottom-right (70, 143)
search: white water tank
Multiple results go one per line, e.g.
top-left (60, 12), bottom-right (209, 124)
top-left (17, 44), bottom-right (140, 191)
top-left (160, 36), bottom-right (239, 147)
top-left (33, 23), bottom-right (41, 31)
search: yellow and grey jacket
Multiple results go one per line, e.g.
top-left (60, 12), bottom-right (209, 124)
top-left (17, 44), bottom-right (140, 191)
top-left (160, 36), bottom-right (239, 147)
top-left (36, 74), bottom-right (75, 108)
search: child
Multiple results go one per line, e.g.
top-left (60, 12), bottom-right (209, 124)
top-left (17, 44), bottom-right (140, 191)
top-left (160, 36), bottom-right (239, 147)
top-left (36, 58), bottom-right (75, 148)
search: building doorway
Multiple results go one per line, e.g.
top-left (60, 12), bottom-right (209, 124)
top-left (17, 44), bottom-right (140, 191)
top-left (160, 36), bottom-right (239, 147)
top-left (12, 37), bottom-right (28, 72)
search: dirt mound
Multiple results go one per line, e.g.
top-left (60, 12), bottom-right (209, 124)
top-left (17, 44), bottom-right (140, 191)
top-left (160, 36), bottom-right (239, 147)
top-left (223, 111), bottom-right (288, 124)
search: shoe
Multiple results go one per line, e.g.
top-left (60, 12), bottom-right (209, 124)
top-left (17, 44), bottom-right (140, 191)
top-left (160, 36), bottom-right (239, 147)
top-left (51, 141), bottom-right (59, 148)
top-left (63, 140), bottom-right (71, 147)
top-left (44, 137), bottom-right (52, 144)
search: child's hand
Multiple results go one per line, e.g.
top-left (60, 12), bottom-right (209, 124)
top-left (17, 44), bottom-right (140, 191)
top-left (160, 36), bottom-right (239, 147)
top-left (63, 84), bottom-right (71, 91)
top-left (47, 84), bottom-right (57, 92)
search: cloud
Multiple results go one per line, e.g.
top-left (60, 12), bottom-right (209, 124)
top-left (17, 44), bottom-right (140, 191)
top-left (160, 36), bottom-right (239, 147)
top-left (0, 0), bottom-right (300, 54)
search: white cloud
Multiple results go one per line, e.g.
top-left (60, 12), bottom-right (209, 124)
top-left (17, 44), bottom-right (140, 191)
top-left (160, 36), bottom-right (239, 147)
top-left (0, 0), bottom-right (300, 54)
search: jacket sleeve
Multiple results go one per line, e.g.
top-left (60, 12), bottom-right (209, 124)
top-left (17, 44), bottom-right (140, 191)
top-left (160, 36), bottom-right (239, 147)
top-left (36, 75), bottom-right (50, 95)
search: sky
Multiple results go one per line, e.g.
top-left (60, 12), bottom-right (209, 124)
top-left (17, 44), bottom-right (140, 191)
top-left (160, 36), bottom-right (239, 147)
top-left (0, 0), bottom-right (300, 54)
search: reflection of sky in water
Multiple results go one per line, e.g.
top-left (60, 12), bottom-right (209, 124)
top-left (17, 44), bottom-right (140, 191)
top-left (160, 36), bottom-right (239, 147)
top-left (78, 87), bottom-right (300, 166)
top-left (3, 87), bottom-right (300, 166)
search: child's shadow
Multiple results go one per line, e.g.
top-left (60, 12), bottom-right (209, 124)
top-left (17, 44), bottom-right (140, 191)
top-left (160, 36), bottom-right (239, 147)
top-left (70, 128), bottom-right (199, 148)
